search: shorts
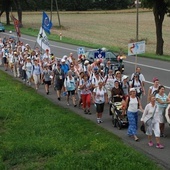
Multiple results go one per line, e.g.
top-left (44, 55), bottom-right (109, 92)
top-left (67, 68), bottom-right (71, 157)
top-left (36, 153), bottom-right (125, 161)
top-left (44, 80), bottom-right (51, 85)
top-left (55, 81), bottom-right (63, 90)
top-left (96, 103), bottom-right (105, 113)
top-left (67, 90), bottom-right (75, 96)
top-left (3, 57), bottom-right (8, 64)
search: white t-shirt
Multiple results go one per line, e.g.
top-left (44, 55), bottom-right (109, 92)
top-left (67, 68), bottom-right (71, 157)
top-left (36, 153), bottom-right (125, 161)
top-left (104, 75), bottom-right (115, 90)
top-left (91, 75), bottom-right (104, 88)
top-left (93, 87), bottom-right (106, 104)
top-left (149, 85), bottom-right (158, 94)
top-left (79, 79), bottom-right (91, 95)
top-left (131, 73), bottom-right (145, 83)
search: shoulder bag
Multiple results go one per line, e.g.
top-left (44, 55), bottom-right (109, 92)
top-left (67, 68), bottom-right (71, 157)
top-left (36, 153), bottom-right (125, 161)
top-left (145, 105), bottom-right (157, 126)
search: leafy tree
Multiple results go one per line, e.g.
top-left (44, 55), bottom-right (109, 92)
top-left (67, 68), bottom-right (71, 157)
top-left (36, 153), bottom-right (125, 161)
top-left (142, 0), bottom-right (170, 55)
top-left (0, 0), bottom-right (11, 25)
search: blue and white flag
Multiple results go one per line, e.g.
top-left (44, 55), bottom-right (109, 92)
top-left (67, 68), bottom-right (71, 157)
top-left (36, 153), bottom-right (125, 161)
top-left (42, 11), bottom-right (53, 34)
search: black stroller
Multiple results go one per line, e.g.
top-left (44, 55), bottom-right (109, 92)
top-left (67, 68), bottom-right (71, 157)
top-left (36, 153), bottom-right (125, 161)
top-left (110, 101), bottom-right (128, 130)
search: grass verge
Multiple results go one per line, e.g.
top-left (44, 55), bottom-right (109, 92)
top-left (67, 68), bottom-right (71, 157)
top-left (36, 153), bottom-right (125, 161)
top-left (0, 70), bottom-right (162, 169)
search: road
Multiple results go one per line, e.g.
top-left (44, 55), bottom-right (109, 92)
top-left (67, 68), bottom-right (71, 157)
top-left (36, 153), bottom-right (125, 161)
top-left (0, 32), bottom-right (170, 169)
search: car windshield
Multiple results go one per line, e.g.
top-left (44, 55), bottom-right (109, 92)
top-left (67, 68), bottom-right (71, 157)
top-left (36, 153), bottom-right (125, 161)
top-left (0, 23), bottom-right (3, 26)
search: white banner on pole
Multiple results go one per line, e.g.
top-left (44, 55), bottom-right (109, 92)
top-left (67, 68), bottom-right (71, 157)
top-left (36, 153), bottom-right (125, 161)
top-left (128, 41), bottom-right (145, 56)
top-left (37, 27), bottom-right (51, 52)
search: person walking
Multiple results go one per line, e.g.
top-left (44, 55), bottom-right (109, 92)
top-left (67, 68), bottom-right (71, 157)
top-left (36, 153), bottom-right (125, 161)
top-left (93, 81), bottom-right (108, 124)
top-left (147, 77), bottom-right (160, 102)
top-left (41, 65), bottom-right (53, 95)
top-left (25, 57), bottom-right (33, 85)
top-left (53, 63), bottom-right (65, 100)
top-left (64, 70), bottom-right (77, 107)
top-left (79, 73), bottom-right (92, 114)
top-left (125, 88), bottom-right (143, 141)
top-left (31, 59), bottom-right (42, 90)
top-left (155, 85), bottom-right (170, 137)
top-left (130, 73), bottom-right (145, 99)
top-left (141, 95), bottom-right (164, 149)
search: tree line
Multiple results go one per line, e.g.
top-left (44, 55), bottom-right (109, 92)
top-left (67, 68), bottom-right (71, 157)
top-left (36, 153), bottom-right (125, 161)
top-left (0, 0), bottom-right (132, 12)
top-left (1, 0), bottom-right (170, 56)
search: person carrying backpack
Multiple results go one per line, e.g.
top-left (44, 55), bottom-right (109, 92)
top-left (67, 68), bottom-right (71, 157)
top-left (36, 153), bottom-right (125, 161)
top-left (130, 73), bottom-right (145, 99)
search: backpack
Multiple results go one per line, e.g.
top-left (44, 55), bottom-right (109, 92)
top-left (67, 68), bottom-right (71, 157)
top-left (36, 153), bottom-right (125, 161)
top-left (105, 74), bottom-right (114, 83)
top-left (33, 64), bottom-right (40, 72)
top-left (151, 86), bottom-right (158, 96)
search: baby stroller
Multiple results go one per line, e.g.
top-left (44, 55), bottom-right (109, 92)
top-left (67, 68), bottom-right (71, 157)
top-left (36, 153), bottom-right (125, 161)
top-left (110, 101), bottom-right (128, 130)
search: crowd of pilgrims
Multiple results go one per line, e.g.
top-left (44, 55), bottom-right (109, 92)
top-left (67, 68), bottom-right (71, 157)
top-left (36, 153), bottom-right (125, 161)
top-left (0, 36), bottom-right (170, 148)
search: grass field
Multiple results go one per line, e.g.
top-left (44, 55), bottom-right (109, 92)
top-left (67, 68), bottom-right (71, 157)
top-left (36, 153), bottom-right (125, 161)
top-left (1, 9), bottom-right (170, 56)
top-left (0, 71), bottom-right (162, 169)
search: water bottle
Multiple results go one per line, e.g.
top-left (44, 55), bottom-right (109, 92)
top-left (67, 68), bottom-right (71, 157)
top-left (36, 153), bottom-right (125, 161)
top-left (63, 91), bottom-right (67, 96)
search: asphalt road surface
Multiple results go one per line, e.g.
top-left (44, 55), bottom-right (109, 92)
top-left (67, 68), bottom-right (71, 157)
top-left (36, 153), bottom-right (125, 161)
top-left (0, 32), bottom-right (170, 169)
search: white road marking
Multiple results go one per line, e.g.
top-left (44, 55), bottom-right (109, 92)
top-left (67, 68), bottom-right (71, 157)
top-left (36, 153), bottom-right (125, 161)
top-left (124, 60), bottom-right (170, 72)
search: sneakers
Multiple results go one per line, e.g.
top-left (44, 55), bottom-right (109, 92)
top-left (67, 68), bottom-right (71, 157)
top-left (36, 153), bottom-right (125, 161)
top-left (148, 141), bottom-right (154, 147)
top-left (97, 119), bottom-right (103, 124)
top-left (67, 102), bottom-right (70, 106)
top-left (87, 110), bottom-right (91, 115)
top-left (160, 133), bottom-right (167, 138)
top-left (156, 144), bottom-right (164, 149)
top-left (97, 119), bottom-right (100, 124)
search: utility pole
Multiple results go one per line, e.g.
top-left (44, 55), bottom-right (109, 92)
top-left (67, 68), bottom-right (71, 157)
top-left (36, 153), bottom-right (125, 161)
top-left (136, 0), bottom-right (139, 42)
top-left (54, 0), bottom-right (61, 27)
top-left (50, 0), bottom-right (53, 22)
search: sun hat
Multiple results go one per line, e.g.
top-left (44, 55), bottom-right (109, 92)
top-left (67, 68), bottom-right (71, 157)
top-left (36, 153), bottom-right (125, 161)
top-left (115, 71), bottom-right (121, 75)
top-left (122, 75), bottom-right (128, 81)
top-left (84, 60), bottom-right (89, 64)
top-left (129, 88), bottom-right (136, 92)
top-left (63, 55), bottom-right (67, 59)
top-left (61, 59), bottom-right (65, 62)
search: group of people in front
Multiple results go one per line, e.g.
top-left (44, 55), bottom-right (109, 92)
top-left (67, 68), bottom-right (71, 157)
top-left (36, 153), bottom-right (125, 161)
top-left (0, 36), bottom-right (170, 149)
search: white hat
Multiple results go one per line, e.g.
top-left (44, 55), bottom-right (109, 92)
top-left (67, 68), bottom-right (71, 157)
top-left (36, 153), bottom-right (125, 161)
top-left (129, 88), bottom-right (136, 92)
top-left (61, 58), bottom-right (65, 62)
top-left (122, 75), bottom-right (128, 81)
top-left (63, 55), bottom-right (67, 59)
top-left (84, 60), bottom-right (89, 64)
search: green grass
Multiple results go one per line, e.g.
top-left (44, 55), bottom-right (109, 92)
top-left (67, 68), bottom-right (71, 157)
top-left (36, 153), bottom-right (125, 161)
top-left (4, 24), bottom-right (170, 62)
top-left (0, 71), bottom-right (162, 169)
